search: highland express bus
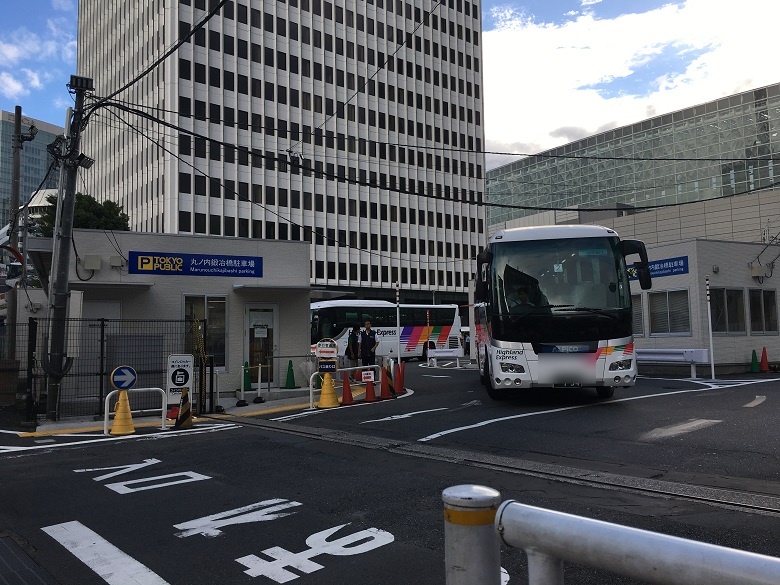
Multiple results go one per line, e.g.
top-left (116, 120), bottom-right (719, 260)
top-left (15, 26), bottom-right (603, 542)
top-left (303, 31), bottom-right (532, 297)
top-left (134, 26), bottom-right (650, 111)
top-left (474, 225), bottom-right (652, 400)
top-left (310, 300), bottom-right (462, 360)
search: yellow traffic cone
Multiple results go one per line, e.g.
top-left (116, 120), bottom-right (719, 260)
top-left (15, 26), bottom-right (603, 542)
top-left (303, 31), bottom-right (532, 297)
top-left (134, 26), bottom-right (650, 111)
top-left (317, 373), bottom-right (340, 409)
top-left (174, 387), bottom-right (193, 430)
top-left (110, 389), bottom-right (135, 435)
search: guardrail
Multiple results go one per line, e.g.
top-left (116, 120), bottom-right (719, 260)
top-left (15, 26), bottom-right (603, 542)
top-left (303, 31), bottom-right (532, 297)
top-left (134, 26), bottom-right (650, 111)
top-left (444, 484), bottom-right (780, 585)
top-left (635, 348), bottom-right (709, 379)
top-left (103, 387), bottom-right (167, 436)
top-left (307, 365), bottom-right (381, 410)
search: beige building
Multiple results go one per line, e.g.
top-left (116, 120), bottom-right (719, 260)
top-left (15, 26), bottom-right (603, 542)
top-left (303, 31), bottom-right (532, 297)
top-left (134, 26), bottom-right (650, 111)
top-left (17, 229), bottom-right (311, 414)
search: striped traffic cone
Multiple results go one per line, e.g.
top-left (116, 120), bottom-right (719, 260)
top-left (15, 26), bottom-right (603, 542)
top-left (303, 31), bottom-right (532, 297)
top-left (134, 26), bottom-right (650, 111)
top-left (174, 387), bottom-right (193, 430)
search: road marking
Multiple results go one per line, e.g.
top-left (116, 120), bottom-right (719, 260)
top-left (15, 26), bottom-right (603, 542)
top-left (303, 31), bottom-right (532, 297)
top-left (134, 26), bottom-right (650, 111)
top-left (743, 396), bottom-right (766, 407)
top-left (360, 408), bottom-right (448, 424)
top-left (422, 374), bottom-right (450, 378)
top-left (272, 389), bottom-right (416, 421)
top-left (640, 419), bottom-right (721, 440)
top-left (42, 521), bottom-right (171, 585)
top-left (417, 382), bottom-right (772, 442)
top-left (175, 499), bottom-right (302, 538)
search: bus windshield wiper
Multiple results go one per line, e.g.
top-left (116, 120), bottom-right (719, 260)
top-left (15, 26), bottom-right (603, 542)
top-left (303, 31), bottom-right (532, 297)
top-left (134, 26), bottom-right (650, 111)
top-left (555, 306), bottom-right (620, 320)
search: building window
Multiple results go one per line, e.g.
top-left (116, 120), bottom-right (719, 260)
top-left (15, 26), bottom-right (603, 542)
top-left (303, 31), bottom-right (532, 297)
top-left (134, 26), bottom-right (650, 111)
top-left (632, 294), bottom-right (643, 336)
top-left (711, 288), bottom-right (746, 334)
top-left (649, 289), bottom-right (690, 336)
top-left (749, 289), bottom-right (778, 334)
top-left (184, 296), bottom-right (226, 367)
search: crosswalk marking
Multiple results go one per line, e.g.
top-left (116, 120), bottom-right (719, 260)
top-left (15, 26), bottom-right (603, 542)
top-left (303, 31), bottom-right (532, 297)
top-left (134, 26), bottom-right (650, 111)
top-left (42, 521), bottom-right (171, 585)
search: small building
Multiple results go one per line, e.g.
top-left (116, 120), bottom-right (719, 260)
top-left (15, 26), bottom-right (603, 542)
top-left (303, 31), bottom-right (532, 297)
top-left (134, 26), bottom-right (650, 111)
top-left (631, 238), bottom-right (780, 374)
top-left (21, 229), bottom-right (311, 406)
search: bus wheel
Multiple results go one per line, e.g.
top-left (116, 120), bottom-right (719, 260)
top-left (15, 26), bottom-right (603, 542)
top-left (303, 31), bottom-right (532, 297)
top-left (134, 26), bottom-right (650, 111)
top-left (597, 387), bottom-right (615, 399)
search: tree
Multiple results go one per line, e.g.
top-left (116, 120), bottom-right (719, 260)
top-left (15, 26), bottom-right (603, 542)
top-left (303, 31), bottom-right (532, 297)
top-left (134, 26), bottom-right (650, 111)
top-left (38, 193), bottom-right (130, 237)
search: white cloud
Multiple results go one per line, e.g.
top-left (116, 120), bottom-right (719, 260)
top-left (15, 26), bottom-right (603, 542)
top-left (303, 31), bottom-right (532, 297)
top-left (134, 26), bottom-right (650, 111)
top-left (482, 0), bottom-right (780, 167)
top-left (0, 71), bottom-right (29, 99)
top-left (52, 0), bottom-right (75, 10)
top-left (21, 68), bottom-right (43, 89)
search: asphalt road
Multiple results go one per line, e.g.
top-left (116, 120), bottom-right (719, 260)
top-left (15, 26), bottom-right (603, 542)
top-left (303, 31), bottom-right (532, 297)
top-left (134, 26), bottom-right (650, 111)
top-left (1, 365), bottom-right (779, 584)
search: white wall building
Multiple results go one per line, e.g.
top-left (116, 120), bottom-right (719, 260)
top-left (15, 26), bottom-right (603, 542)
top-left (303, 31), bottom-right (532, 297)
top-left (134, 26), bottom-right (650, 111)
top-left (77, 0), bottom-right (486, 305)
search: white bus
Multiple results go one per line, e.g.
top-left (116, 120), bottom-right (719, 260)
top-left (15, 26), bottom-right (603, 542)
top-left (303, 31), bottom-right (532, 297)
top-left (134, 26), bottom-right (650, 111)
top-left (474, 225), bottom-right (652, 400)
top-left (310, 300), bottom-right (462, 360)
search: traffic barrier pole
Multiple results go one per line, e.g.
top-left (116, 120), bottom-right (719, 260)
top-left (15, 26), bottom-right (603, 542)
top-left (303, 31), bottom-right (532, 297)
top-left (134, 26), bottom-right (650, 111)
top-left (443, 485), bottom-right (502, 585)
top-left (380, 367), bottom-right (394, 399)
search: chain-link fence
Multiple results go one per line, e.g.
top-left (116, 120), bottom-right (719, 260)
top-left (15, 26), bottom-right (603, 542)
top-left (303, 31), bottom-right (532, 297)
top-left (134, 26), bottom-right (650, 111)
top-left (0, 318), bottom-right (209, 420)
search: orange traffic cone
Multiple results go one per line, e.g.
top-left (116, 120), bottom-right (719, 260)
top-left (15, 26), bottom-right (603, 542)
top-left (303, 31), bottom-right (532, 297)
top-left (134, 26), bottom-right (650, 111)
top-left (760, 347), bottom-right (769, 372)
top-left (166, 405), bottom-right (179, 420)
top-left (380, 367), bottom-right (394, 399)
top-left (393, 362), bottom-right (406, 396)
top-left (364, 376), bottom-right (378, 402)
top-left (341, 372), bottom-right (354, 406)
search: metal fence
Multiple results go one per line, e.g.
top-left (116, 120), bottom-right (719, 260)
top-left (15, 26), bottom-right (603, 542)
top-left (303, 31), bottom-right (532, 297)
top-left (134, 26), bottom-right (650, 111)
top-left (0, 318), bottom-right (207, 419)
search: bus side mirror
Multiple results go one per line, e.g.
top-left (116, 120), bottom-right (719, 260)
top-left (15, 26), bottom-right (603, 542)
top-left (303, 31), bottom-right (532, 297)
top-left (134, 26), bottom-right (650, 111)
top-left (634, 261), bottom-right (652, 290)
top-left (620, 239), bottom-right (652, 290)
top-left (475, 249), bottom-right (492, 301)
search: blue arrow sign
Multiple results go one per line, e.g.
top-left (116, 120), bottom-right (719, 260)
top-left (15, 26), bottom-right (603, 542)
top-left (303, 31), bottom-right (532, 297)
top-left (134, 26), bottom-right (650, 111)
top-left (111, 366), bottom-right (137, 390)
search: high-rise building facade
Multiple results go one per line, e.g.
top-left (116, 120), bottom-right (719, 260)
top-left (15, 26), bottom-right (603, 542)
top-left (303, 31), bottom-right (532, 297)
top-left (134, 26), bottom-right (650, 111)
top-left (487, 83), bottom-right (780, 235)
top-left (77, 0), bottom-right (486, 303)
top-left (0, 111), bottom-right (62, 229)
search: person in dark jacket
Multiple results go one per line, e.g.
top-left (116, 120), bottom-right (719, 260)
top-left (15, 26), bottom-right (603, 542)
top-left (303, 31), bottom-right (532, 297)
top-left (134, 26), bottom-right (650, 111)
top-left (360, 320), bottom-right (379, 366)
top-left (345, 325), bottom-right (361, 380)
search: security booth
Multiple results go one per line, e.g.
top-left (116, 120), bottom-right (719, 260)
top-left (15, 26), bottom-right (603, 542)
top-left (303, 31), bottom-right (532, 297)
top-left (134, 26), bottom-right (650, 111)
top-left (20, 229), bottom-right (310, 415)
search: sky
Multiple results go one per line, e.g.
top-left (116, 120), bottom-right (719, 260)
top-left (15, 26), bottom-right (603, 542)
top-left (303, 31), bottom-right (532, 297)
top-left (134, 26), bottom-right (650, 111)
top-left (1, 0), bottom-right (779, 169)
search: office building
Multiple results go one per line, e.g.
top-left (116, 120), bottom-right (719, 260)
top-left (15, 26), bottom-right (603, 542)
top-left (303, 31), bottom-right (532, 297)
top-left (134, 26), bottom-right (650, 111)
top-left (0, 111), bottom-right (62, 230)
top-left (77, 0), bottom-right (486, 304)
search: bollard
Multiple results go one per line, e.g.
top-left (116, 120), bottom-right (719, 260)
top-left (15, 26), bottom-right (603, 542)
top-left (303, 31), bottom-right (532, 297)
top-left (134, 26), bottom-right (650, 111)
top-left (443, 485), bottom-right (502, 585)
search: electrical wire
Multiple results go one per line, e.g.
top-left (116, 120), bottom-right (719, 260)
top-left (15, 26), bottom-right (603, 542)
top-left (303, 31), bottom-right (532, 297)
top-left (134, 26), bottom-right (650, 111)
top-left (85, 0), bottom-right (229, 118)
top-left (107, 107), bottom-right (477, 272)
top-left (102, 101), bottom-right (780, 213)
top-left (97, 96), bottom-right (780, 165)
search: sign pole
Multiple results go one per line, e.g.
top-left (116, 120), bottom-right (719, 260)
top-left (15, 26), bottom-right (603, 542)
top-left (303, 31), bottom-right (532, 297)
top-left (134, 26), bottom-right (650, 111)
top-left (396, 281), bottom-right (401, 363)
top-left (706, 275), bottom-right (715, 380)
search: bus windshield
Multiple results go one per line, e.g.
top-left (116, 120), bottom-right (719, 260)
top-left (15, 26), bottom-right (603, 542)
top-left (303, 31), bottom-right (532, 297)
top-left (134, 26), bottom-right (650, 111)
top-left (489, 236), bottom-right (632, 342)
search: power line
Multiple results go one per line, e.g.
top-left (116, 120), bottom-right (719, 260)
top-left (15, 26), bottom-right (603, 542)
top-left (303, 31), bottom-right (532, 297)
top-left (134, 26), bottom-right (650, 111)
top-left (105, 101), bottom-right (780, 214)
top-left (107, 108), bottom-right (478, 272)
top-left (85, 0), bottom-right (229, 117)
top-left (98, 96), bottom-right (780, 165)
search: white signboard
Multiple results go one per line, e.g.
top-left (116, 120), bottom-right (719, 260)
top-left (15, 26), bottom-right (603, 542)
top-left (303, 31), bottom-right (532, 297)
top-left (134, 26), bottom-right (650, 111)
top-left (315, 339), bottom-right (339, 359)
top-left (168, 354), bottom-right (194, 407)
top-left (361, 370), bottom-right (375, 383)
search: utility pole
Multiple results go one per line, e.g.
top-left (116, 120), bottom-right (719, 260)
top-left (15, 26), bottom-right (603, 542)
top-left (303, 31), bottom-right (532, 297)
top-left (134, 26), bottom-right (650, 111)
top-left (42, 76), bottom-right (93, 420)
top-left (6, 106), bottom-right (37, 363)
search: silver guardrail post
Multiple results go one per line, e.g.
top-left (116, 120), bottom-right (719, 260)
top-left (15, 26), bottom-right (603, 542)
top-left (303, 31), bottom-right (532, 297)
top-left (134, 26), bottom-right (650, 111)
top-left (443, 485), bottom-right (502, 585)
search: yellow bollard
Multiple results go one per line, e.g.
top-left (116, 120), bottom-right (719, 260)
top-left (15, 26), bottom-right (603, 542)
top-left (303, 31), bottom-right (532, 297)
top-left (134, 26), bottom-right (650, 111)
top-left (110, 389), bottom-right (136, 435)
top-left (317, 373), bottom-right (340, 409)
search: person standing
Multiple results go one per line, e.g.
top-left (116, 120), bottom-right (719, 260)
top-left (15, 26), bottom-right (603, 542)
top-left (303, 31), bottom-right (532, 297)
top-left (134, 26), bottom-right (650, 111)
top-left (360, 320), bottom-right (379, 366)
top-left (345, 325), bottom-right (361, 381)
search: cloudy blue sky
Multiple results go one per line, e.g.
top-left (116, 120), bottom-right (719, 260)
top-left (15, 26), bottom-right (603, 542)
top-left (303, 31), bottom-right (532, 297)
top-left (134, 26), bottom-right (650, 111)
top-left (1, 0), bottom-right (778, 168)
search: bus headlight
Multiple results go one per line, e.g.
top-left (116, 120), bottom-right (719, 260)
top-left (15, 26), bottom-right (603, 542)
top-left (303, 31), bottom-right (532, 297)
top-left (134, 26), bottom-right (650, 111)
top-left (500, 362), bottom-right (525, 373)
top-left (609, 359), bottom-right (633, 371)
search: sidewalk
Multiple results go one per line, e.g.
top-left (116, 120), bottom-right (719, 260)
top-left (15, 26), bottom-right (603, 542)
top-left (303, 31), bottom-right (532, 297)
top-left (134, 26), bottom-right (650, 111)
top-left (14, 384), bottom-right (353, 437)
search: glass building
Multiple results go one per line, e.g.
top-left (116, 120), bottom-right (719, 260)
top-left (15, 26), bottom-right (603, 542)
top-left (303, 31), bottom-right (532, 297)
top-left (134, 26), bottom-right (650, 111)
top-left (486, 83), bottom-right (780, 228)
top-left (0, 111), bottom-right (62, 229)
